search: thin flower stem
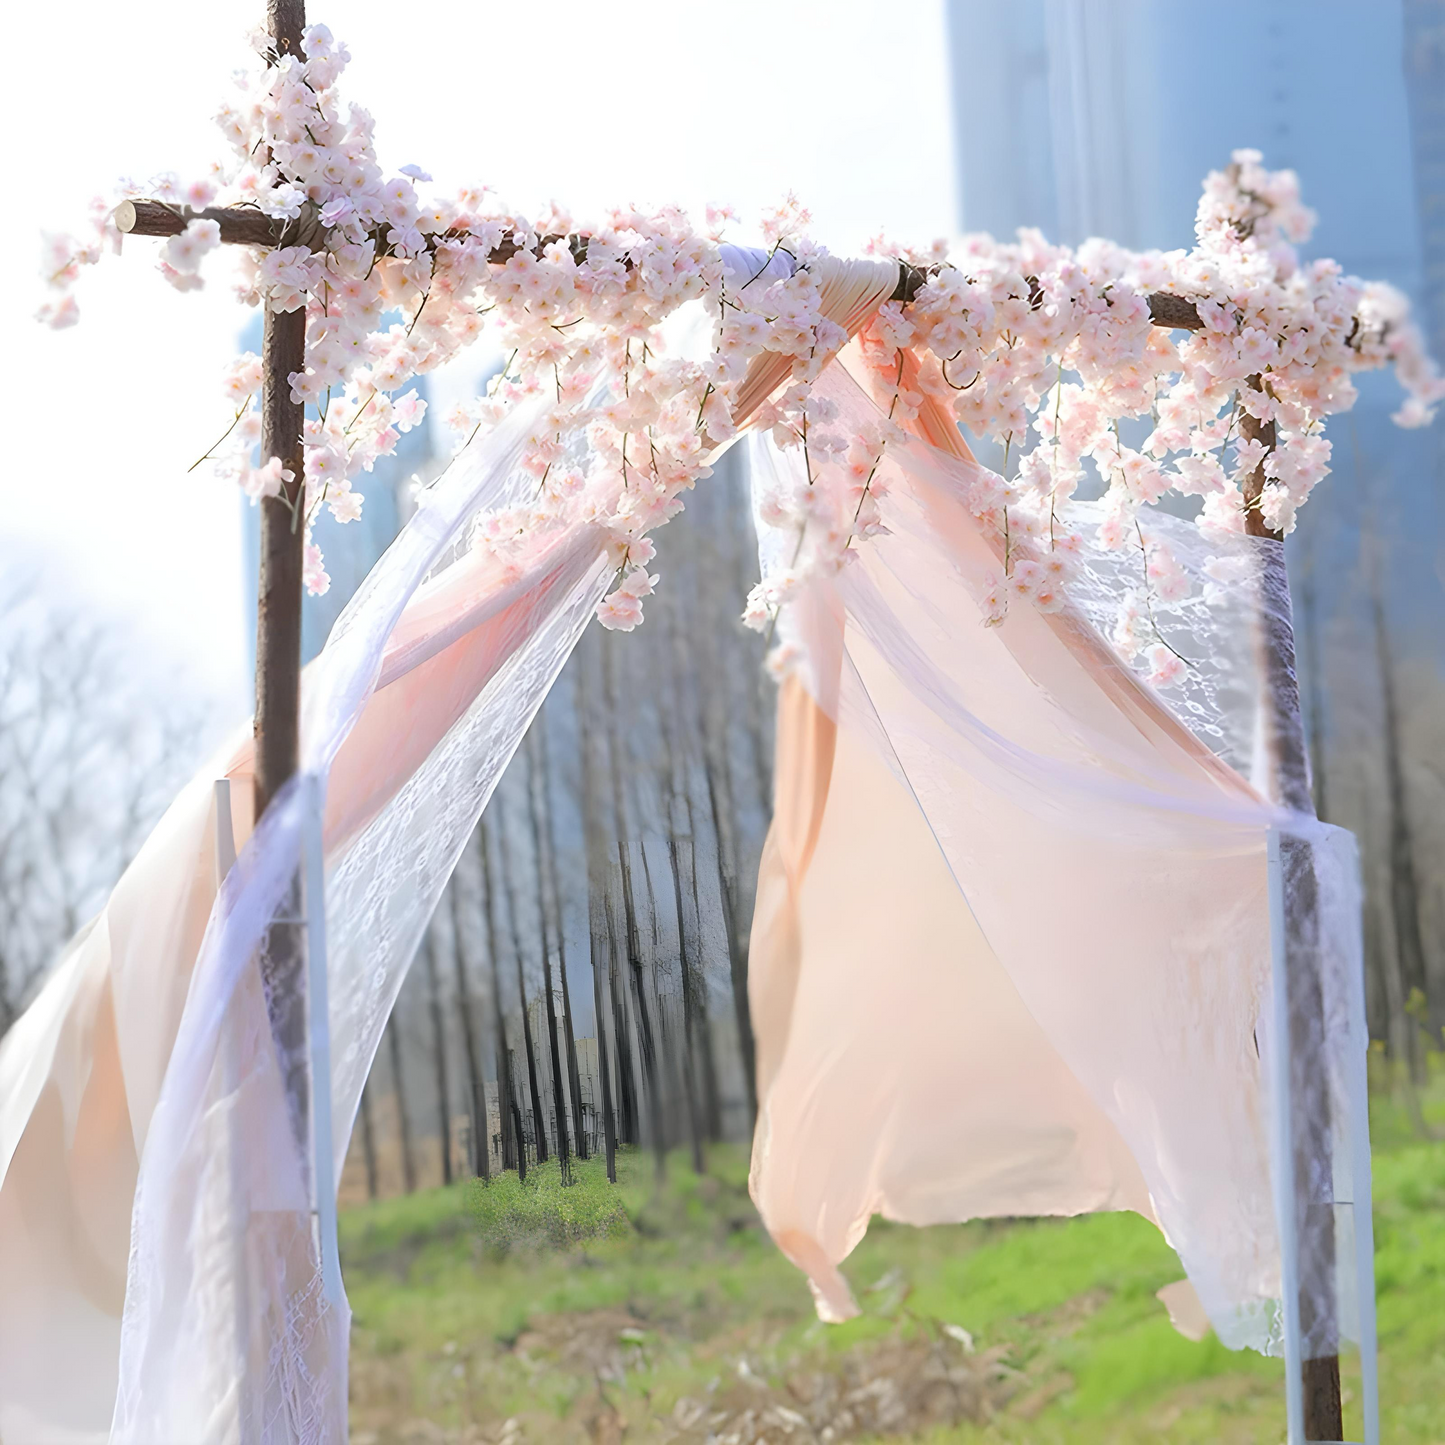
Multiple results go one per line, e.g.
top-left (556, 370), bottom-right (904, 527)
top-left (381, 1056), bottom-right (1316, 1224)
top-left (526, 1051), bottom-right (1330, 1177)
top-left (1048, 359), bottom-right (1065, 549)
top-left (1134, 519), bottom-right (1195, 668)
top-left (1001, 434), bottom-right (1014, 574)
top-left (188, 404), bottom-right (251, 472)
top-left (849, 351), bottom-right (906, 532)
top-left (344, 389), bottom-right (378, 436)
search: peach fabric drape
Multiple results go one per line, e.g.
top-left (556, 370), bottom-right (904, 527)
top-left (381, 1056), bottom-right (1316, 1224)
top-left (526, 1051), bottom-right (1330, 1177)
top-left (0, 250), bottom-right (902, 1445)
top-left (744, 353), bottom-right (1334, 1355)
top-left (0, 242), bottom-right (1371, 1435)
top-left (0, 526), bottom-right (606, 1443)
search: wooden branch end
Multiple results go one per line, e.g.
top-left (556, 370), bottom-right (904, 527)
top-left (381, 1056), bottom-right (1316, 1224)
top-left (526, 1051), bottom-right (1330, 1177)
top-left (1146, 293), bottom-right (1204, 331)
top-left (115, 198), bottom-right (282, 247)
top-left (113, 199), bottom-right (188, 238)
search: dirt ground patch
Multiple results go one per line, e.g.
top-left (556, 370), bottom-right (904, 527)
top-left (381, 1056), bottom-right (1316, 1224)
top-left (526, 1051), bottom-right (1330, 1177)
top-left (352, 1304), bottom-right (1018, 1444)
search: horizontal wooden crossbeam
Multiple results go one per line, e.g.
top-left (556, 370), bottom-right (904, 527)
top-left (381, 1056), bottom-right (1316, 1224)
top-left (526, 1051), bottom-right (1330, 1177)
top-left (114, 198), bottom-right (1207, 327)
top-left (115, 199), bottom-right (284, 247)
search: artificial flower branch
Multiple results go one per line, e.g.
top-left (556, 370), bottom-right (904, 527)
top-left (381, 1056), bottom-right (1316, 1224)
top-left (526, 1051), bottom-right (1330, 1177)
top-left (45, 24), bottom-right (1445, 690)
top-left (110, 199), bottom-right (1368, 358)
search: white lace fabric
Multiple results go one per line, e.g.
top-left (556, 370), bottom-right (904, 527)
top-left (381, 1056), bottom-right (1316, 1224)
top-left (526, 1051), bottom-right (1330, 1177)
top-left (744, 354), bottom-right (1376, 1420)
top-left (0, 253), bottom-right (1376, 1442)
top-left (0, 256), bottom-right (899, 1443)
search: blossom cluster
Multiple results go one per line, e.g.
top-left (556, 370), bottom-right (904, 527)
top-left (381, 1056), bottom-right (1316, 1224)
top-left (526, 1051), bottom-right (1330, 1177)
top-left (40, 20), bottom-right (1444, 677)
top-left (841, 149), bottom-right (1445, 674)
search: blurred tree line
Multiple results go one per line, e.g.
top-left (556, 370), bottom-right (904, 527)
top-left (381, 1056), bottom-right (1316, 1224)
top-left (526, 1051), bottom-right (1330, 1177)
top-left (2, 440), bottom-right (1443, 1193)
top-left (342, 449), bottom-right (773, 1198)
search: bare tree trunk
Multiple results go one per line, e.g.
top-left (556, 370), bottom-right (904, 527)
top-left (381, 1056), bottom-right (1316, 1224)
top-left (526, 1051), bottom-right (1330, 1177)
top-left (493, 792), bottom-right (549, 1165)
top-left (691, 477), bottom-right (764, 1135)
top-left (1368, 848), bottom-right (1431, 1137)
top-left (478, 820), bottom-right (518, 1173)
top-left (605, 884), bottom-right (640, 1146)
top-left (558, 956), bottom-right (587, 1162)
top-left (590, 886), bottom-right (618, 1182)
top-left (423, 929), bottom-right (453, 1187)
top-left (531, 721), bottom-right (590, 1161)
top-left (620, 842), bottom-right (667, 1183)
top-left (601, 643), bottom-right (666, 1178)
top-left (669, 839), bottom-right (706, 1174)
top-left (515, 952), bottom-right (546, 1167)
top-left (575, 635), bottom-right (627, 1161)
top-left (386, 1014), bottom-right (417, 1194)
top-left (494, 999), bottom-right (517, 1173)
top-left (448, 878), bottom-right (490, 1180)
top-left (683, 837), bottom-right (724, 1140)
top-left (510, 1052), bottom-right (528, 1183)
top-left (541, 953), bottom-right (570, 1176)
top-left (1371, 573), bottom-right (1434, 1073)
top-left (526, 733), bottom-right (572, 1177)
top-left (359, 1078), bottom-right (379, 1201)
top-left (707, 761), bottom-right (757, 1125)
top-left (658, 596), bottom-right (719, 1156)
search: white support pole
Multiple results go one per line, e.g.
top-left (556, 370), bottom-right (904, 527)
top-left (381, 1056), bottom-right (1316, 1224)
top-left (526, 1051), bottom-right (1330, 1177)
top-left (1267, 825), bottom-right (1307, 1443)
top-left (1342, 835), bottom-right (1382, 1445)
top-left (214, 779), bottom-right (252, 1429)
top-left (1350, 1055), bottom-right (1382, 1445)
top-left (1269, 820), bottom-right (1379, 1445)
top-left (303, 773), bottom-right (344, 1307)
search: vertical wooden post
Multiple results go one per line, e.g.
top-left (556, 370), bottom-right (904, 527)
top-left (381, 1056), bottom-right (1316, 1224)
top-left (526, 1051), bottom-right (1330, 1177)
top-left (1242, 379), bottom-right (1345, 1443)
top-left (254, 25), bottom-right (307, 825)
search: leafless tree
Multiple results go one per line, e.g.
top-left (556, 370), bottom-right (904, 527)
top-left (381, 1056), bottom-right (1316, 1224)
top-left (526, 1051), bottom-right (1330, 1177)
top-left (0, 580), bottom-right (208, 1032)
top-left (422, 928), bottom-right (453, 1186)
top-left (386, 1007), bottom-right (418, 1192)
top-left (447, 869), bottom-right (490, 1180)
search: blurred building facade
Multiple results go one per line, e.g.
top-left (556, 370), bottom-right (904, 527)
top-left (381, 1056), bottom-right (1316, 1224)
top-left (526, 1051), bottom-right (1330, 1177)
top-left (945, 0), bottom-right (1445, 1045)
top-left (946, 0), bottom-right (1434, 577)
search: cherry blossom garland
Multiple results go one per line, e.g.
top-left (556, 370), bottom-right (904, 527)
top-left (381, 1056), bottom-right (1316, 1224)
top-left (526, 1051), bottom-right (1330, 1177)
top-left (843, 150), bottom-right (1445, 683)
top-left (39, 24), bottom-right (1445, 675)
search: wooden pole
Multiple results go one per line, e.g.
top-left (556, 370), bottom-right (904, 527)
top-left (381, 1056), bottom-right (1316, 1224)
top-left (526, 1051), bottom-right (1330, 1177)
top-left (254, 0), bottom-right (308, 823)
top-left (254, 292), bottom-right (306, 821)
top-left (248, 0), bottom-right (314, 1205)
top-left (1241, 378), bottom-right (1345, 1443)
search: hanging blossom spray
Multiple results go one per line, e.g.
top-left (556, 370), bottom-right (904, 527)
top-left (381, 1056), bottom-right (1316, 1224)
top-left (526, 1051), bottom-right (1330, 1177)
top-left (41, 25), bottom-right (1445, 674)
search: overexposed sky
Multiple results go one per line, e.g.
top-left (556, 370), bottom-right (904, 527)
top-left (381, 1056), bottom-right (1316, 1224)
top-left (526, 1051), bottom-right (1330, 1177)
top-left (4, 0), bottom-right (957, 714)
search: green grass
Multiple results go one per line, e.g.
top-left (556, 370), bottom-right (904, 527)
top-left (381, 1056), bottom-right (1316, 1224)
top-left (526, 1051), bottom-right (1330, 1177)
top-left (343, 1069), bottom-right (1445, 1443)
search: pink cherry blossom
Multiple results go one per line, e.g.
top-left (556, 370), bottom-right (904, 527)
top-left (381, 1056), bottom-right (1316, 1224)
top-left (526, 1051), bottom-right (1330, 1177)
top-left (1146, 643), bottom-right (1188, 689)
top-left (39, 31), bottom-right (1443, 665)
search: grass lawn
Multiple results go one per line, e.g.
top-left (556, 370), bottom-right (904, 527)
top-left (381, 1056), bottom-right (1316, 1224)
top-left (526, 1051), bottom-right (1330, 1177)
top-left (344, 1068), bottom-right (1445, 1443)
